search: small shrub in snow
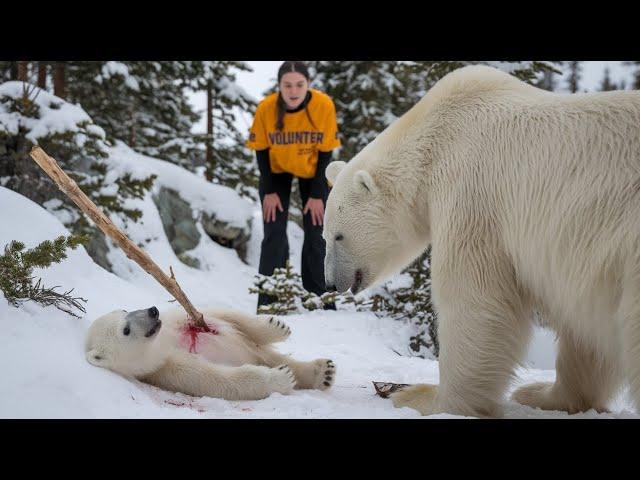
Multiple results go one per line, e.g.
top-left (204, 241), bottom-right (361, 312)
top-left (250, 261), bottom-right (344, 315)
top-left (0, 235), bottom-right (88, 317)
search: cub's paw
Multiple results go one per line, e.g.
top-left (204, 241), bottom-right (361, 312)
top-left (270, 364), bottom-right (297, 395)
top-left (313, 359), bottom-right (336, 391)
top-left (267, 316), bottom-right (292, 338)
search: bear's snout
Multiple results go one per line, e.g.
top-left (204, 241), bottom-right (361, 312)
top-left (144, 319), bottom-right (162, 338)
top-left (148, 306), bottom-right (159, 318)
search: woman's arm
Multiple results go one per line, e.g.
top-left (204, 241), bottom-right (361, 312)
top-left (256, 148), bottom-right (274, 194)
top-left (310, 150), bottom-right (333, 198)
top-left (257, 148), bottom-right (283, 222)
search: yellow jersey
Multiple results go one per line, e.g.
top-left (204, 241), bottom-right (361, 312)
top-left (246, 89), bottom-right (341, 179)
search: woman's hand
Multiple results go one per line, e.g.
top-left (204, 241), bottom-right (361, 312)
top-left (303, 197), bottom-right (325, 226)
top-left (263, 193), bottom-right (283, 223)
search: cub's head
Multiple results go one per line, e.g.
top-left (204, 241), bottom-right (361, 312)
top-left (85, 306), bottom-right (164, 378)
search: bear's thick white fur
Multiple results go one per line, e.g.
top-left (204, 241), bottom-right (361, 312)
top-left (324, 65), bottom-right (640, 417)
top-left (85, 307), bottom-right (336, 401)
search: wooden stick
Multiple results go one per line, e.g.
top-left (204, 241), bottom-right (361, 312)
top-left (29, 146), bottom-right (208, 331)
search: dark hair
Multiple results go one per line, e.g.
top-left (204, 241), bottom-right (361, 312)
top-left (276, 61), bottom-right (316, 131)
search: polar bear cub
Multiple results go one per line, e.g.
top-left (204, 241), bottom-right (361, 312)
top-left (85, 306), bottom-right (336, 401)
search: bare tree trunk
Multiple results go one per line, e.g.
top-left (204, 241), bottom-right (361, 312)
top-left (205, 81), bottom-right (214, 181)
top-left (53, 62), bottom-right (65, 99)
top-left (18, 61), bottom-right (29, 81)
top-left (10, 62), bottom-right (18, 80)
top-left (29, 146), bottom-right (209, 331)
top-left (38, 62), bottom-right (47, 89)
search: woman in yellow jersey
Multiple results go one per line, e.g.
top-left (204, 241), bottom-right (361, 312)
top-left (246, 61), bottom-right (341, 311)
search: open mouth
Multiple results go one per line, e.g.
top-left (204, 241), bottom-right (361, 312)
top-left (351, 269), bottom-right (364, 295)
top-left (145, 320), bottom-right (162, 338)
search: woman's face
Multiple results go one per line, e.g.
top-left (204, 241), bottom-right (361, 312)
top-left (279, 72), bottom-right (309, 110)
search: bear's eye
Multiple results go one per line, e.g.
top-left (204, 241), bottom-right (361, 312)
top-left (123, 326), bottom-right (130, 336)
top-left (335, 234), bottom-right (344, 241)
top-left (93, 355), bottom-right (103, 361)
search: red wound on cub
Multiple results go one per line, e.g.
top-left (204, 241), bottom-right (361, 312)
top-left (180, 322), bottom-right (219, 354)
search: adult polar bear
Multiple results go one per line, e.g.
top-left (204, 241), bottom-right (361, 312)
top-left (324, 65), bottom-right (640, 417)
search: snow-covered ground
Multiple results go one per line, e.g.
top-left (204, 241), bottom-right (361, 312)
top-left (1, 150), bottom-right (637, 418)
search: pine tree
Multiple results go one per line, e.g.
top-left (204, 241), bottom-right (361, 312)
top-left (0, 78), bottom-right (155, 239)
top-left (536, 67), bottom-right (559, 91)
top-left (0, 61), bottom-right (41, 84)
top-left (66, 61), bottom-right (201, 168)
top-left (599, 67), bottom-right (617, 91)
top-left (65, 61), bottom-right (131, 143)
top-left (0, 235), bottom-right (87, 317)
top-left (53, 62), bottom-right (65, 98)
top-left (37, 62), bottom-right (47, 89)
top-left (17, 62), bottom-right (28, 82)
top-left (133, 62), bottom-right (201, 166)
top-left (0, 62), bottom-right (14, 81)
top-left (184, 61), bottom-right (259, 200)
top-left (64, 61), bottom-right (259, 198)
top-left (624, 61), bottom-right (640, 90)
top-left (307, 61), bottom-right (410, 162)
top-left (567, 61), bottom-right (582, 93)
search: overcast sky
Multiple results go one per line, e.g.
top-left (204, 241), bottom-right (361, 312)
top-left (189, 61), bottom-right (635, 134)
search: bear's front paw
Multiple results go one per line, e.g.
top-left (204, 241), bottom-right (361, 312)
top-left (511, 382), bottom-right (553, 410)
top-left (271, 364), bottom-right (297, 394)
top-left (390, 384), bottom-right (438, 415)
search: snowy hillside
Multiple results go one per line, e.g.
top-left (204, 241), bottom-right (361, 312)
top-left (1, 182), bottom-right (637, 418)
top-left (98, 141), bottom-right (259, 312)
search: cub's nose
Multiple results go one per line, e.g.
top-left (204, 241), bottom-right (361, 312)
top-left (148, 306), bottom-right (159, 318)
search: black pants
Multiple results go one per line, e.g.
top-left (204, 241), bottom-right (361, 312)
top-left (258, 173), bottom-right (329, 308)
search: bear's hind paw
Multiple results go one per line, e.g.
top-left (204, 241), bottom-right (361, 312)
top-left (314, 359), bottom-right (336, 390)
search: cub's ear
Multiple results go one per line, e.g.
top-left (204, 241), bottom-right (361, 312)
top-left (86, 349), bottom-right (106, 366)
top-left (354, 170), bottom-right (378, 195)
top-left (326, 161), bottom-right (347, 187)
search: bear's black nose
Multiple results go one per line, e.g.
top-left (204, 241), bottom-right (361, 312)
top-left (148, 306), bottom-right (159, 318)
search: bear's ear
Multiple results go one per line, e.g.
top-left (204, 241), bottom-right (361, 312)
top-left (326, 161), bottom-right (347, 187)
top-left (354, 170), bottom-right (378, 195)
